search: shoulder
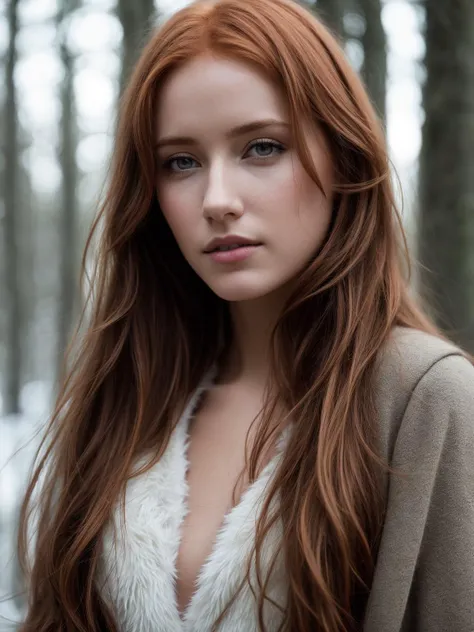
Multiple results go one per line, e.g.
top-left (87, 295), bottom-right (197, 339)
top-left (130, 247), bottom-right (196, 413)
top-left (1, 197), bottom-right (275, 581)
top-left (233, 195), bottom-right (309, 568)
top-left (374, 326), bottom-right (474, 457)
top-left (366, 330), bottom-right (474, 631)
top-left (377, 325), bottom-right (468, 386)
top-left (413, 349), bottom-right (474, 412)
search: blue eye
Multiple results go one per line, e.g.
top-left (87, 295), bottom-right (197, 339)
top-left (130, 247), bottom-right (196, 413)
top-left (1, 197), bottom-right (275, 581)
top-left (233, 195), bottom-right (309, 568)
top-left (246, 139), bottom-right (285, 159)
top-left (163, 156), bottom-right (198, 172)
top-left (161, 139), bottom-right (285, 175)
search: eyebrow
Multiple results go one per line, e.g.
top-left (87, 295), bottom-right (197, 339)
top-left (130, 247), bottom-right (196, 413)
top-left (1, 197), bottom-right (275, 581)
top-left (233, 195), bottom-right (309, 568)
top-left (155, 119), bottom-right (290, 150)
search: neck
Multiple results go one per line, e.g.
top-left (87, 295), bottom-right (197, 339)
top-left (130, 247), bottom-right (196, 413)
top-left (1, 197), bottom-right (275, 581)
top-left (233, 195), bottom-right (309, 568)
top-left (217, 285), bottom-right (292, 388)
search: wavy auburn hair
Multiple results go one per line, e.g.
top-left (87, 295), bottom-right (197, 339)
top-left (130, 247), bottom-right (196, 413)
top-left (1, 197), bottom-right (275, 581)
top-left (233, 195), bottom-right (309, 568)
top-left (18, 0), bottom-right (443, 630)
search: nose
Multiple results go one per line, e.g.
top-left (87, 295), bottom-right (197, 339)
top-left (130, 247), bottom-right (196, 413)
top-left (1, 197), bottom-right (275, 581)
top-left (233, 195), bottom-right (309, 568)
top-left (202, 161), bottom-right (244, 222)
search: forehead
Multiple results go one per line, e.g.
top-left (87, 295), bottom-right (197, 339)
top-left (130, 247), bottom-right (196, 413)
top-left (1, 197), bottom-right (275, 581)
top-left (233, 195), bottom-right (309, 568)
top-left (155, 54), bottom-right (288, 135)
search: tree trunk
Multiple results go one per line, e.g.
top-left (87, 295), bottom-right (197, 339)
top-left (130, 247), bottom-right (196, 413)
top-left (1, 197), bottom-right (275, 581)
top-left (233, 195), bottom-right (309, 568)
top-left (314, 0), bottom-right (346, 42)
top-left (418, 0), bottom-right (474, 352)
top-left (56, 0), bottom-right (79, 383)
top-left (118, 0), bottom-right (156, 95)
top-left (359, 0), bottom-right (386, 122)
top-left (3, 0), bottom-right (22, 414)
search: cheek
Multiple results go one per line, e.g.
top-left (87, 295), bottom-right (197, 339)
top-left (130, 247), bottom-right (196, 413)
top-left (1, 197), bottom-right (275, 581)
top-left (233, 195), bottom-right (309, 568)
top-left (157, 186), bottom-right (191, 243)
top-left (293, 148), bottom-right (334, 229)
top-left (300, 180), bottom-right (333, 245)
top-left (275, 169), bottom-right (333, 257)
top-left (248, 162), bottom-right (299, 215)
top-left (268, 161), bottom-right (332, 225)
top-left (301, 170), bottom-right (333, 220)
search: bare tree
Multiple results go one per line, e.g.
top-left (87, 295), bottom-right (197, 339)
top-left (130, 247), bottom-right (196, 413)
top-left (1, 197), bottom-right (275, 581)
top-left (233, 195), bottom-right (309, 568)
top-left (3, 0), bottom-right (21, 414)
top-left (314, 0), bottom-right (346, 41)
top-left (118, 0), bottom-right (156, 96)
top-left (56, 0), bottom-right (80, 383)
top-left (418, 0), bottom-right (474, 352)
top-left (359, 0), bottom-right (386, 122)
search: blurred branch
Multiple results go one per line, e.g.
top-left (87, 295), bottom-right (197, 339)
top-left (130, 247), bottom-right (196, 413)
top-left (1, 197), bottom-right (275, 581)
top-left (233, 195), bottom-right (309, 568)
top-left (314, 0), bottom-right (346, 41)
top-left (359, 0), bottom-right (386, 122)
top-left (3, 0), bottom-right (21, 415)
top-left (418, 0), bottom-right (474, 351)
top-left (56, 0), bottom-right (80, 383)
top-left (118, 0), bottom-right (156, 96)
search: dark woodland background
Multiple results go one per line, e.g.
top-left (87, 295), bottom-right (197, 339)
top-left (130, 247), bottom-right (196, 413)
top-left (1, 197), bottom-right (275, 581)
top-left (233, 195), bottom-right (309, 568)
top-left (1, 0), bottom-right (473, 626)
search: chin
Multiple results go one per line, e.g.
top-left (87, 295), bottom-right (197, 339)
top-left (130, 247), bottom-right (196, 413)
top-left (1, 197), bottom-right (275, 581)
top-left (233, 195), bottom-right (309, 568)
top-left (207, 278), bottom-right (280, 303)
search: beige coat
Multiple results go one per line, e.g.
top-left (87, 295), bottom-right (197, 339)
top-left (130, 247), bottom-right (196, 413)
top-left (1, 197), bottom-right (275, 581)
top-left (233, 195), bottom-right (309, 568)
top-left (366, 327), bottom-right (474, 632)
top-left (98, 327), bottom-right (474, 631)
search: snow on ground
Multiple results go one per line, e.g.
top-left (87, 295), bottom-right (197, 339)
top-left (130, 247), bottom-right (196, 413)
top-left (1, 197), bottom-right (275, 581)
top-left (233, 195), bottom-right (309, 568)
top-left (0, 381), bottom-right (53, 631)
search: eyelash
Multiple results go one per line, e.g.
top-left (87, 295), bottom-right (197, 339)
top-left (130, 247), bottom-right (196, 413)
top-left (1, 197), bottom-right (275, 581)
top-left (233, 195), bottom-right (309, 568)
top-left (161, 138), bottom-right (285, 174)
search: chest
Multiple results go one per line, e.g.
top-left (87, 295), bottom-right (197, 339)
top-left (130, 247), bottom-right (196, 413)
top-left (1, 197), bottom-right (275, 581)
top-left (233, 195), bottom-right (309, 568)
top-left (175, 388), bottom-right (279, 618)
top-left (98, 376), bottom-right (291, 632)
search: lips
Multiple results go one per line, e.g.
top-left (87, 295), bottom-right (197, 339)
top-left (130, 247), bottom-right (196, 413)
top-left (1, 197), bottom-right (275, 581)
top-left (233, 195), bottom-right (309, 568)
top-left (207, 244), bottom-right (262, 263)
top-left (203, 235), bottom-right (262, 253)
top-left (209, 243), bottom-right (260, 253)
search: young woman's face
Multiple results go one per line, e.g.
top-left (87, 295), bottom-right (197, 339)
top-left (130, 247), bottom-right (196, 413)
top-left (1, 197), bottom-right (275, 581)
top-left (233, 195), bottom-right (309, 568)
top-left (155, 54), bottom-right (334, 303)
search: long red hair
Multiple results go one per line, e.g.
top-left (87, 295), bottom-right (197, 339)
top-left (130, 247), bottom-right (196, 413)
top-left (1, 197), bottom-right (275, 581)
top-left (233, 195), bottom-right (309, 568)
top-left (19, 0), bottom-right (446, 630)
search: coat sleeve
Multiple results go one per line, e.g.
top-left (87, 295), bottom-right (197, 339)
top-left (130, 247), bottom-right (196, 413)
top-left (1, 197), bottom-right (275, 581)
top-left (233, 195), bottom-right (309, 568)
top-left (365, 353), bottom-right (474, 632)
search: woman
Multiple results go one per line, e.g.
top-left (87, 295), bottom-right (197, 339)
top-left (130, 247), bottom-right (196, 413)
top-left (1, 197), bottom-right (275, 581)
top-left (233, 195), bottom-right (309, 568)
top-left (18, 0), bottom-right (474, 630)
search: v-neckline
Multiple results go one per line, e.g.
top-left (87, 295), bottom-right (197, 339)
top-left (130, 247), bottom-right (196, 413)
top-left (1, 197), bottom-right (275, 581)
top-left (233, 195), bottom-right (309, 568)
top-left (98, 366), bottom-right (291, 632)
top-left (174, 367), bottom-right (291, 626)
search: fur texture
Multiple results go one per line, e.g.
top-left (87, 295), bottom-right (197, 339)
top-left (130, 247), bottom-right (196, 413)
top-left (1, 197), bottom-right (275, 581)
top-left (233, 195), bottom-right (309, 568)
top-left (97, 367), bottom-right (291, 631)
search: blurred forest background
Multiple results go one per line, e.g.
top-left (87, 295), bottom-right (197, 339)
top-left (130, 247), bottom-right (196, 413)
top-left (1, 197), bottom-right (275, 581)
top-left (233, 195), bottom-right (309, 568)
top-left (1, 0), bottom-right (473, 628)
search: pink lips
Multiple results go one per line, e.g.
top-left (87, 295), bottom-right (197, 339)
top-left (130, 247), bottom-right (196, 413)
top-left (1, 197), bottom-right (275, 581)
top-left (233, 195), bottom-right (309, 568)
top-left (207, 244), bottom-right (261, 263)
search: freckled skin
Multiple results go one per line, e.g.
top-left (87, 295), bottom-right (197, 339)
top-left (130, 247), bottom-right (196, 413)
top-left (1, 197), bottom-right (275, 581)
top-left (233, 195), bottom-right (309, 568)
top-left (155, 53), bottom-right (334, 305)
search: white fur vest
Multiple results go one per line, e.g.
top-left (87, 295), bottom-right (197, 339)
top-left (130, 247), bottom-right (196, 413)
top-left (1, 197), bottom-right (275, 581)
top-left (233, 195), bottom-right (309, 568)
top-left (93, 329), bottom-right (474, 632)
top-left (97, 366), bottom-right (292, 632)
